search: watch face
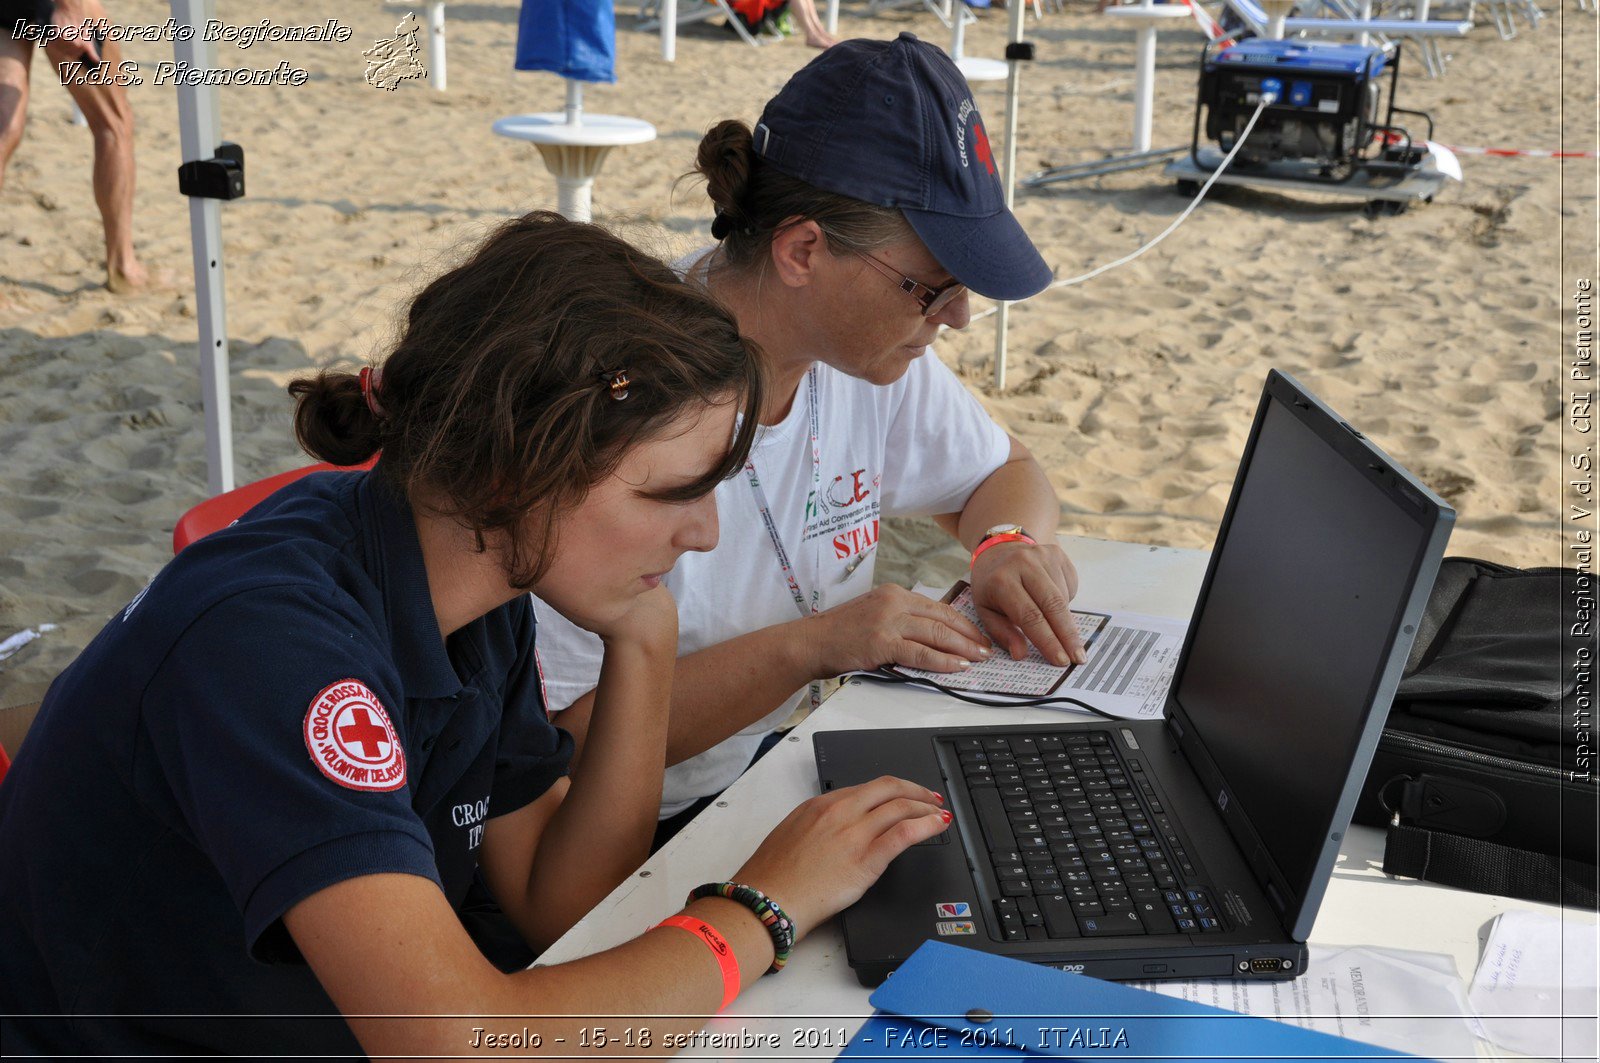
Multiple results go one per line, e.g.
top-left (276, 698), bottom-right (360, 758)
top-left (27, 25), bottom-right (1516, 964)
top-left (984, 524), bottom-right (1027, 539)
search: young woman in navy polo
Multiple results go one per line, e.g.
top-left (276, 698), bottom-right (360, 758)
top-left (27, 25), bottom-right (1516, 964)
top-left (0, 212), bottom-right (951, 1057)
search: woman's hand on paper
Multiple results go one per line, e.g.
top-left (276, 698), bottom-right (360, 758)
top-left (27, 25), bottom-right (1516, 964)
top-left (968, 540), bottom-right (1086, 667)
top-left (799, 584), bottom-right (992, 676)
top-left (733, 775), bottom-right (949, 941)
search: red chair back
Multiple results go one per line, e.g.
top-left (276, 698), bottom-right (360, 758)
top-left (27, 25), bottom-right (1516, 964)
top-left (172, 459), bottom-right (376, 554)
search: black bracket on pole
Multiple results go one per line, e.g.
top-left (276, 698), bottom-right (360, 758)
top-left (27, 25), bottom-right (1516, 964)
top-left (1004, 42), bottom-right (1035, 61)
top-left (178, 142), bottom-right (246, 200)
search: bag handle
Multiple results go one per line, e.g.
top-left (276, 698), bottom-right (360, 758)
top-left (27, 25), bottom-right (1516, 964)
top-left (1382, 820), bottom-right (1598, 910)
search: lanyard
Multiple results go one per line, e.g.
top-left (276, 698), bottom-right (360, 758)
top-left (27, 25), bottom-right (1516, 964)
top-left (744, 368), bottom-right (824, 711)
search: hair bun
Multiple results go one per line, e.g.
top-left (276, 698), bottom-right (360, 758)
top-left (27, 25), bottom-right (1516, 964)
top-left (288, 370), bottom-right (384, 468)
top-left (696, 120), bottom-right (758, 222)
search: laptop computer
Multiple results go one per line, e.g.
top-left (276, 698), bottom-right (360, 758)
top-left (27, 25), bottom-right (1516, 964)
top-left (813, 370), bottom-right (1454, 986)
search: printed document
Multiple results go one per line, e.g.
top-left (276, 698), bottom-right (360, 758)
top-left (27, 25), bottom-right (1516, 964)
top-left (902, 583), bottom-right (1185, 719)
top-left (1136, 944), bottom-right (1486, 1060)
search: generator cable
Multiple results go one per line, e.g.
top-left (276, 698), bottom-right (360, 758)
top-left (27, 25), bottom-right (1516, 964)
top-left (970, 94), bottom-right (1275, 323)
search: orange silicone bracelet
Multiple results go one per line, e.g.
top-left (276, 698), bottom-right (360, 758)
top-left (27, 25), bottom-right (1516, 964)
top-left (971, 531), bottom-right (1036, 567)
top-left (656, 915), bottom-right (740, 1011)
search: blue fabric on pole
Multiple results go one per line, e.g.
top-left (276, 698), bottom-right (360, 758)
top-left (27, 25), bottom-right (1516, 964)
top-left (516, 0), bottom-right (617, 83)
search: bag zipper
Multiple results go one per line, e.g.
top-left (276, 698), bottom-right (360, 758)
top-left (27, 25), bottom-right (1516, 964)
top-left (1383, 729), bottom-right (1573, 782)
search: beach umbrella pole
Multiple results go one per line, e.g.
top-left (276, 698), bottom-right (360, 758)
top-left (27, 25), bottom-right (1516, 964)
top-left (426, 0), bottom-right (447, 90)
top-left (170, 0), bottom-right (234, 495)
top-left (1134, 14), bottom-right (1156, 150)
top-left (993, 0), bottom-right (1026, 391)
top-left (662, 0), bottom-right (678, 60)
top-left (551, 85), bottom-right (597, 221)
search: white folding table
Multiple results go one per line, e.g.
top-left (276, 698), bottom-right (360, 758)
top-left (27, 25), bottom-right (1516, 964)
top-left (538, 534), bottom-right (1593, 1056)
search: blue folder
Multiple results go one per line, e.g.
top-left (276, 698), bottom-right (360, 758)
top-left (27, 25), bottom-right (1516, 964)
top-left (838, 941), bottom-right (1434, 1061)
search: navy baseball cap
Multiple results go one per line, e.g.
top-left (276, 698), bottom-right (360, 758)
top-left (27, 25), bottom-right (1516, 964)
top-left (752, 33), bottom-right (1052, 302)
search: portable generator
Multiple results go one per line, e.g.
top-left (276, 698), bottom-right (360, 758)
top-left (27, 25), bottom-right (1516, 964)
top-left (1191, 38), bottom-right (1433, 182)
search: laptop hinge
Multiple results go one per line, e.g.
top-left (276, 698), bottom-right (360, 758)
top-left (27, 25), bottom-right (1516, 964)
top-left (1264, 879), bottom-right (1287, 917)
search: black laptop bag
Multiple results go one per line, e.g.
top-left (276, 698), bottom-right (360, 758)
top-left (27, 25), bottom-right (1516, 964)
top-left (1352, 558), bottom-right (1599, 909)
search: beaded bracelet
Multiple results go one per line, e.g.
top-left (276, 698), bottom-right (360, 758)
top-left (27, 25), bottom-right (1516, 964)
top-left (687, 881), bottom-right (795, 973)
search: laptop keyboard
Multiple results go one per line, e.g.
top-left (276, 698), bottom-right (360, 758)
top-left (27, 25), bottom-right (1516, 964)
top-left (952, 732), bottom-right (1226, 942)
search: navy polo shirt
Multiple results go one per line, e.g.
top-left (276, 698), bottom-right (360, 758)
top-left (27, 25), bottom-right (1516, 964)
top-left (0, 469), bottom-right (573, 1057)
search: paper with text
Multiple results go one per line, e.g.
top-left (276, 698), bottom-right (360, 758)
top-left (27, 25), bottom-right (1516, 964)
top-left (899, 583), bottom-right (1185, 719)
top-left (1136, 945), bottom-right (1486, 1060)
top-left (1470, 909), bottom-right (1599, 1062)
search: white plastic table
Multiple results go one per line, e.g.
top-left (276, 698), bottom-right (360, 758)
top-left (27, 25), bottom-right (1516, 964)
top-left (493, 110), bottom-right (657, 223)
top-left (1102, 2), bottom-right (1197, 153)
top-left (538, 534), bottom-right (1591, 1053)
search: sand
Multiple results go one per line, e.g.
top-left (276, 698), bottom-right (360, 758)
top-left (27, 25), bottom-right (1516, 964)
top-left (0, 0), bottom-right (1591, 707)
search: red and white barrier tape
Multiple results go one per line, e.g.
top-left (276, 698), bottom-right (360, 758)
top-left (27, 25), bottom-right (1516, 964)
top-left (1379, 131), bottom-right (1597, 158)
top-left (1178, 0), bottom-right (1236, 45)
top-left (1443, 144), bottom-right (1599, 158)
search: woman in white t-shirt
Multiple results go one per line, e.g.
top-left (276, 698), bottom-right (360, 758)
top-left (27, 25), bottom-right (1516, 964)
top-left (537, 34), bottom-right (1088, 843)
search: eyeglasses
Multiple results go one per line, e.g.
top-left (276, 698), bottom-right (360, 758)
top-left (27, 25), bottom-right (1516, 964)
top-left (852, 250), bottom-right (967, 319)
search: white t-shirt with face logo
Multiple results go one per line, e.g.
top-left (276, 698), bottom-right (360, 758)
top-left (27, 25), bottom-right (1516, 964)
top-left (532, 306), bottom-right (1011, 820)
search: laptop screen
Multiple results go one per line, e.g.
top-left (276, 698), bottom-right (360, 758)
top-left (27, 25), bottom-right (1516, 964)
top-left (1172, 396), bottom-right (1433, 915)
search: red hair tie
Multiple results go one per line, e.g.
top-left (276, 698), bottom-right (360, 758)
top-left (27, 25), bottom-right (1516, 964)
top-left (359, 366), bottom-right (386, 418)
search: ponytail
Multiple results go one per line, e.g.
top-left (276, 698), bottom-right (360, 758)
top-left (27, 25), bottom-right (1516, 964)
top-left (287, 370), bottom-right (384, 468)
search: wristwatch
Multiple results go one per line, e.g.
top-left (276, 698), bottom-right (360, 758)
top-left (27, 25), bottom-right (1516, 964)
top-left (972, 524), bottom-right (1036, 567)
top-left (982, 523), bottom-right (1030, 542)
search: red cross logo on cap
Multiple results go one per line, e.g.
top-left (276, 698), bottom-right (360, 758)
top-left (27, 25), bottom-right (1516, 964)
top-left (973, 119), bottom-right (997, 176)
top-left (304, 678), bottom-right (407, 792)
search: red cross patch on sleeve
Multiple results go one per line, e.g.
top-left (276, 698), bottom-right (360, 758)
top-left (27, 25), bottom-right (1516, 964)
top-left (303, 679), bottom-right (407, 792)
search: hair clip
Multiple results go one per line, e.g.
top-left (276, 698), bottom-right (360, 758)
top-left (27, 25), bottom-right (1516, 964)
top-left (710, 211), bottom-right (735, 241)
top-left (600, 368), bottom-right (631, 401)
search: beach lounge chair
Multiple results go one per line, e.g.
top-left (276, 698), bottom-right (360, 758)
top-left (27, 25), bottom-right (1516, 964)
top-left (1482, 0), bottom-right (1543, 37)
top-left (637, 0), bottom-right (779, 47)
top-left (171, 459), bottom-right (376, 554)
